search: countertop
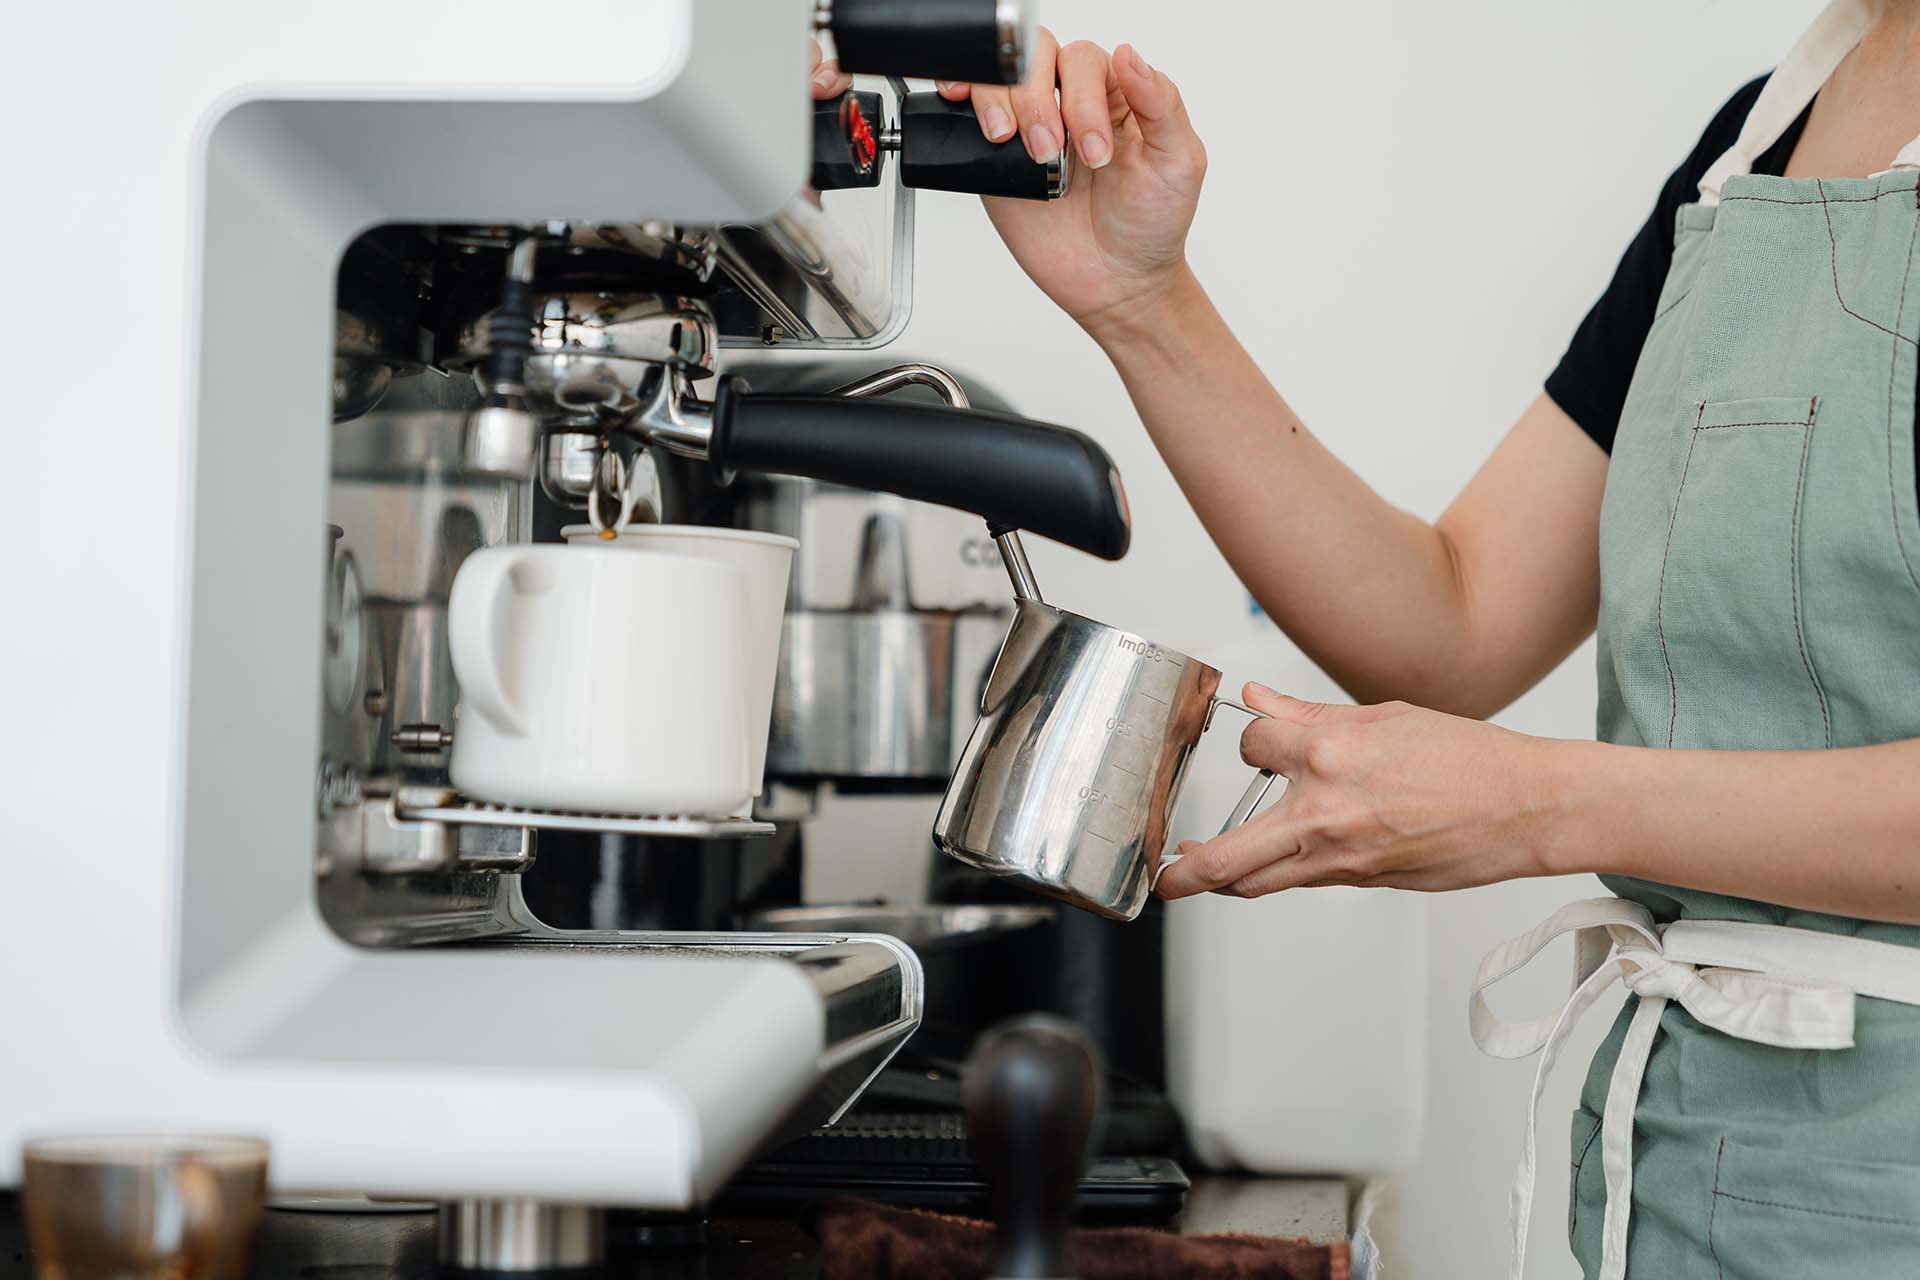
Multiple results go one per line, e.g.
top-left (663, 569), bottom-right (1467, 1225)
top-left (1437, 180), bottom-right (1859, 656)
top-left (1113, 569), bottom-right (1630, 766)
top-left (0, 1178), bottom-right (1348, 1277)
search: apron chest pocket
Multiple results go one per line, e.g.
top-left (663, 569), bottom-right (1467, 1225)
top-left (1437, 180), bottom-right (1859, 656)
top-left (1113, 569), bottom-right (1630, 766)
top-left (1707, 1137), bottom-right (1920, 1279)
top-left (1658, 395), bottom-right (1829, 750)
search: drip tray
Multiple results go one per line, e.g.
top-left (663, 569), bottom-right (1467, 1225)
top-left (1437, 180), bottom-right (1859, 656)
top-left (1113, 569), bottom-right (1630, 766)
top-left (725, 1112), bottom-right (1190, 1220)
top-left (400, 798), bottom-right (776, 839)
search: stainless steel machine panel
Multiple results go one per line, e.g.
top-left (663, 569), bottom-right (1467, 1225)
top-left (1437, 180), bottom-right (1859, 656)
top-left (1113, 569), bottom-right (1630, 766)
top-left (769, 608), bottom-right (1006, 786)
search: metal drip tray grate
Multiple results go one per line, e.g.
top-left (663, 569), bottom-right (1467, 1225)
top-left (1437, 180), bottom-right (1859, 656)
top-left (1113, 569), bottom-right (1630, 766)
top-left (727, 1110), bottom-right (1190, 1218)
top-left (775, 1113), bottom-right (974, 1165)
top-left (399, 798), bottom-right (776, 839)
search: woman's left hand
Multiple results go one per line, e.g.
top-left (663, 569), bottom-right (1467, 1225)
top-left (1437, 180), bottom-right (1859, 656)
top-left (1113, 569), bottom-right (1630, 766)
top-left (1155, 685), bottom-right (1569, 901)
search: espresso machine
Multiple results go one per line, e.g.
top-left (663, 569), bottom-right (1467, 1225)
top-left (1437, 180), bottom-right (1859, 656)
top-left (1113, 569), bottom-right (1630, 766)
top-left (0, 1), bottom-right (1151, 1270)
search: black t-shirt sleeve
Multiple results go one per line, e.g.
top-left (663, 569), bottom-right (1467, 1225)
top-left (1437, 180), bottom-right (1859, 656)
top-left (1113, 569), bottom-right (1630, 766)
top-left (1545, 76), bottom-right (1772, 452)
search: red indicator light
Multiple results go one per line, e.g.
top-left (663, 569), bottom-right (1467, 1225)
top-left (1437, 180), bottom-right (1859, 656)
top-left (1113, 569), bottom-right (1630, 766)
top-left (843, 96), bottom-right (879, 173)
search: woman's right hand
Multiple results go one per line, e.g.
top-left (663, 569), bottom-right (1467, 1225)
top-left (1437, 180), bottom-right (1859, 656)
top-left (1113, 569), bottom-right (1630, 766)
top-left (936, 33), bottom-right (1208, 337)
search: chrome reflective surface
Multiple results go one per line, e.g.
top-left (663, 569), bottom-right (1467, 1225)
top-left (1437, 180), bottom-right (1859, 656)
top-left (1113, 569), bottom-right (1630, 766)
top-left (327, 409), bottom-right (522, 787)
top-left (333, 308), bottom-right (418, 423)
top-left (713, 186), bottom-right (910, 346)
top-left (500, 889), bottom-right (924, 1140)
top-left (997, 0), bottom-right (1035, 83)
top-left (333, 356), bottom-right (394, 424)
top-left (569, 222), bottom-right (717, 278)
top-left (744, 903), bottom-right (1053, 951)
top-left (538, 430), bottom-right (603, 504)
top-left (741, 477), bottom-right (1009, 615)
top-left (441, 223), bottom-right (716, 281)
top-left (933, 600), bottom-right (1237, 921)
top-left (453, 292), bottom-right (717, 425)
top-left (740, 364), bottom-right (1010, 786)
top-left (445, 169), bottom-right (913, 351)
top-left (767, 609), bottom-right (1005, 786)
top-left (460, 400), bottom-right (540, 479)
top-left (436, 1201), bottom-right (604, 1270)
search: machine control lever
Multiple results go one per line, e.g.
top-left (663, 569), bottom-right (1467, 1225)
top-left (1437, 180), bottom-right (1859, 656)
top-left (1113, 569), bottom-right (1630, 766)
top-left (812, 90), bottom-right (1069, 201)
top-left (816, 0), bottom-right (1033, 86)
top-left (896, 91), bottom-right (1069, 199)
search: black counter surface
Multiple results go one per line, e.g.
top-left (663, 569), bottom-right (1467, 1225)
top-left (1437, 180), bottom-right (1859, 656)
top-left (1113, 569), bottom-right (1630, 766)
top-left (0, 1178), bottom-right (1346, 1278)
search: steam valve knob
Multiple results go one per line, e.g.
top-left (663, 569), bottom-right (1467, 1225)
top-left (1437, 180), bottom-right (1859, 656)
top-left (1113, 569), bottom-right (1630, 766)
top-left (817, 0), bottom-right (1033, 86)
top-left (897, 91), bottom-right (1069, 200)
top-left (811, 91), bottom-right (1070, 201)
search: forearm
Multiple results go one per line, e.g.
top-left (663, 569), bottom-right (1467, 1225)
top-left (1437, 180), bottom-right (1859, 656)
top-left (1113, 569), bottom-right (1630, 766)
top-left (1087, 268), bottom-right (1570, 715)
top-left (1544, 737), bottom-right (1920, 925)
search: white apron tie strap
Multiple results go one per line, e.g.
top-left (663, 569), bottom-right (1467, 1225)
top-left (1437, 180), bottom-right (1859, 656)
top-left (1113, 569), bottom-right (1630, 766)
top-left (1470, 898), bottom-right (1920, 1280)
top-left (1698, 0), bottom-right (1874, 205)
top-left (1884, 135), bottom-right (1920, 175)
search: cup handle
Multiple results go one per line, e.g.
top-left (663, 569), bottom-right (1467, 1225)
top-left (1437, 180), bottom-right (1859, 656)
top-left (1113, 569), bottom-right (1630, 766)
top-left (1209, 699), bottom-right (1281, 836)
top-left (447, 549), bottom-right (529, 738)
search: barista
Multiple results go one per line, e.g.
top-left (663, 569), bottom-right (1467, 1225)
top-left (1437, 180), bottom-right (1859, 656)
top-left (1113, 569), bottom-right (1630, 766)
top-left (815, 9), bottom-right (1920, 1277)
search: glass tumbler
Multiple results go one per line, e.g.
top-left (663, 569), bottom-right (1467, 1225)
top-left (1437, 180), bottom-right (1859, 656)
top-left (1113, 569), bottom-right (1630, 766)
top-left (21, 1135), bottom-right (269, 1280)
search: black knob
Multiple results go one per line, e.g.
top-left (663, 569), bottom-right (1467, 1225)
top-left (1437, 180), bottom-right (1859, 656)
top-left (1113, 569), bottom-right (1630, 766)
top-left (962, 1017), bottom-right (1104, 1280)
top-left (825, 0), bottom-right (1032, 86)
top-left (899, 92), bottom-right (1069, 201)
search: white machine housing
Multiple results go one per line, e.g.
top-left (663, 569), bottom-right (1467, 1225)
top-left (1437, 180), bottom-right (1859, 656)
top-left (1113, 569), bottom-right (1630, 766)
top-left (0, 0), bottom-right (923, 1208)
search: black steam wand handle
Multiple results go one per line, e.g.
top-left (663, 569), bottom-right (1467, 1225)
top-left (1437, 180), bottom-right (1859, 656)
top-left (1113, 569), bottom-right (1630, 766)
top-left (707, 378), bottom-right (1131, 563)
top-left (962, 1017), bottom-right (1105, 1280)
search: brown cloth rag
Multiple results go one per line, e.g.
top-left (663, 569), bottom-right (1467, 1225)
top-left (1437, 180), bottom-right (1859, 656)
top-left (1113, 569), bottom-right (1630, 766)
top-left (815, 1198), bottom-right (1352, 1280)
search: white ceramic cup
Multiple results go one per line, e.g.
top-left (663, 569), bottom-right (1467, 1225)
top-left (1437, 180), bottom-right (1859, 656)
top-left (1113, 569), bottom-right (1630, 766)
top-left (447, 543), bottom-right (754, 817)
top-left (563, 523), bottom-right (797, 801)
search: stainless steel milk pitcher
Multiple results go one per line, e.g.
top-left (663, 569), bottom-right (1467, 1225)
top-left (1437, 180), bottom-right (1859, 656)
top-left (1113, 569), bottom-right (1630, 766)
top-left (933, 571), bottom-right (1280, 921)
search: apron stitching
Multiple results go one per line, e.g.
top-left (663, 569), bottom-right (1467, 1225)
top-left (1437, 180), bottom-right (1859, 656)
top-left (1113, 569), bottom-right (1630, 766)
top-left (1570, 1117), bottom-right (1600, 1243)
top-left (1884, 210), bottom-right (1920, 595)
top-left (1694, 419), bottom-right (1811, 431)
top-left (1787, 402), bottom-right (1833, 747)
top-left (1573, 1116), bottom-right (1603, 1171)
top-left (1723, 190), bottom-right (1909, 206)
top-left (1818, 179), bottom-right (1920, 349)
top-left (1651, 285), bottom-right (1694, 326)
top-left (1710, 1189), bottom-right (1920, 1229)
top-left (1708, 1136), bottom-right (1727, 1280)
top-left (1657, 405), bottom-right (1708, 748)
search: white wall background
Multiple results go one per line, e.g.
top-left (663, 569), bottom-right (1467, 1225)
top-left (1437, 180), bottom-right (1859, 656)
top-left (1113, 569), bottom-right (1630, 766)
top-left (809, 2), bottom-right (1819, 1275)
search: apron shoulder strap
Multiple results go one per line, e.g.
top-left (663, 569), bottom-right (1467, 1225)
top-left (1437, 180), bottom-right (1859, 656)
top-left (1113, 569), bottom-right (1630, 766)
top-left (1698, 0), bottom-right (1874, 205)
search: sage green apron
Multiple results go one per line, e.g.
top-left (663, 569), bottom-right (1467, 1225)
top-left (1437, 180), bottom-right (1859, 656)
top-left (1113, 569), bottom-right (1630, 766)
top-left (1469, 3), bottom-right (1920, 1277)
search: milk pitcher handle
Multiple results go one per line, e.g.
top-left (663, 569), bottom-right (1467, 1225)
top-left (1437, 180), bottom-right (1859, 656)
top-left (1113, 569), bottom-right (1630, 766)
top-left (1210, 699), bottom-right (1282, 836)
